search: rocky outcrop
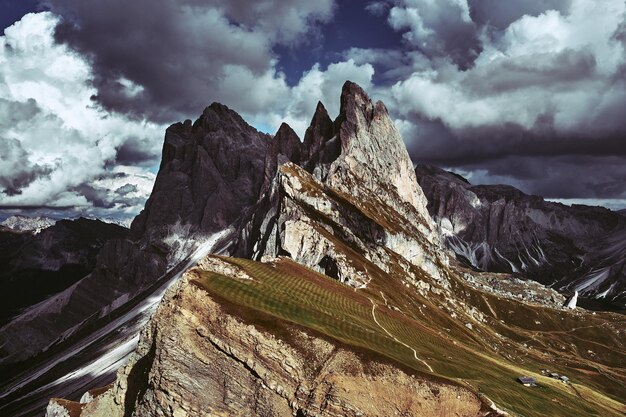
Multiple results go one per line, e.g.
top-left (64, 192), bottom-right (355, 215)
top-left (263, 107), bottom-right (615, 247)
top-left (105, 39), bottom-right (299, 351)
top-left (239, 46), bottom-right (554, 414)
top-left (262, 122), bottom-right (302, 195)
top-left (326, 82), bottom-right (433, 232)
top-left (415, 164), bottom-right (626, 308)
top-left (131, 103), bottom-right (270, 243)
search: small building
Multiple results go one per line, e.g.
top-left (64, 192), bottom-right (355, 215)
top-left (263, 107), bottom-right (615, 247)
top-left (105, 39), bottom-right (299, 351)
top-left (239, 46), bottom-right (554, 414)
top-left (549, 372), bottom-right (560, 379)
top-left (518, 376), bottom-right (537, 387)
top-left (559, 376), bottom-right (569, 383)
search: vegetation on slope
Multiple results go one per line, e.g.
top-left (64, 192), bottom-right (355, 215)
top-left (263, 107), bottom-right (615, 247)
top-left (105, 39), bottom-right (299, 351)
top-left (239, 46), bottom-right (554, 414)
top-left (193, 256), bottom-right (626, 417)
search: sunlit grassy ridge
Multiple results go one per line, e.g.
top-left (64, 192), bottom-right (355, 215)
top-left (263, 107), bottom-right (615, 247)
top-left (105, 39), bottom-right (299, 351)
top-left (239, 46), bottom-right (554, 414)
top-left (192, 257), bottom-right (626, 417)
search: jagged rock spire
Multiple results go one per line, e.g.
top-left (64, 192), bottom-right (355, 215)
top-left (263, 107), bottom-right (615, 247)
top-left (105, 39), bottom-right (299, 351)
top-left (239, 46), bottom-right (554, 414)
top-left (261, 122), bottom-right (302, 194)
top-left (325, 81), bottom-right (435, 236)
top-left (301, 101), bottom-right (339, 176)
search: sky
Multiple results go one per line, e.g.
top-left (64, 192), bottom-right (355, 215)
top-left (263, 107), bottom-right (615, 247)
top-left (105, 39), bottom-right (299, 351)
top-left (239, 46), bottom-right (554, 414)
top-left (0, 0), bottom-right (625, 224)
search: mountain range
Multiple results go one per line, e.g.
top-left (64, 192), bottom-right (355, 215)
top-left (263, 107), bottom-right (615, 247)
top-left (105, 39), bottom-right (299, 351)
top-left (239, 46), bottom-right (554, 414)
top-left (415, 164), bottom-right (626, 310)
top-left (0, 82), bottom-right (624, 417)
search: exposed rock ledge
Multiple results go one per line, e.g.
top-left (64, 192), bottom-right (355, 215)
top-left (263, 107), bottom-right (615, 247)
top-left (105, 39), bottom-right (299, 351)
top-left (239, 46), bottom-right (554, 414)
top-left (60, 265), bottom-right (493, 417)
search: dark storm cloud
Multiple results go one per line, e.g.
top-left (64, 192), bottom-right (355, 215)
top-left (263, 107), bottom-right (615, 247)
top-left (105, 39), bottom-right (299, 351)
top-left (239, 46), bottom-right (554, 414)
top-left (454, 155), bottom-right (626, 201)
top-left (386, 0), bottom-right (482, 69)
top-left (115, 184), bottom-right (138, 196)
top-left (73, 181), bottom-right (145, 209)
top-left (48, 0), bottom-right (335, 122)
top-left (0, 138), bottom-right (54, 196)
top-left (403, 114), bottom-right (626, 166)
top-left (72, 184), bottom-right (115, 209)
top-left (463, 49), bottom-right (597, 95)
top-left (114, 136), bottom-right (161, 166)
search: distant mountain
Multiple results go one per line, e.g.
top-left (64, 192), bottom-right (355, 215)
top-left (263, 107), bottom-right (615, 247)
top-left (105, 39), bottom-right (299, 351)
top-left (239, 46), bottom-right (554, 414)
top-left (0, 218), bottom-right (128, 324)
top-left (415, 164), bottom-right (626, 309)
top-left (1, 215), bottom-right (56, 234)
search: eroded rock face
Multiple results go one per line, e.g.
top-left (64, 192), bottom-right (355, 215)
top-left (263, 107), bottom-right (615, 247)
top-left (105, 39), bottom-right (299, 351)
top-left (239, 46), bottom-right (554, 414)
top-left (415, 164), bottom-right (626, 308)
top-left (1, 215), bottom-right (55, 234)
top-left (78, 271), bottom-right (487, 417)
top-left (233, 82), bottom-right (444, 287)
top-left (131, 103), bottom-right (270, 242)
top-left (327, 82), bottom-right (433, 234)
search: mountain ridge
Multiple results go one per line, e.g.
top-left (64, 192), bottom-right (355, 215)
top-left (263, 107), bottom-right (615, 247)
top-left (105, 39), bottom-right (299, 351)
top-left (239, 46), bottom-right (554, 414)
top-left (415, 163), bottom-right (626, 309)
top-left (40, 81), bottom-right (626, 417)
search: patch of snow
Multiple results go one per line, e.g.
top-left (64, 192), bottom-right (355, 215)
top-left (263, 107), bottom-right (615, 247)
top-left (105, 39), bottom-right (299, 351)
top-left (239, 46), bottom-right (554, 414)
top-left (566, 291), bottom-right (578, 309)
top-left (469, 195), bottom-right (482, 208)
top-left (595, 281), bottom-right (617, 299)
top-left (439, 218), bottom-right (455, 237)
top-left (494, 248), bottom-right (519, 273)
top-left (574, 267), bottom-right (611, 294)
top-left (448, 236), bottom-right (491, 270)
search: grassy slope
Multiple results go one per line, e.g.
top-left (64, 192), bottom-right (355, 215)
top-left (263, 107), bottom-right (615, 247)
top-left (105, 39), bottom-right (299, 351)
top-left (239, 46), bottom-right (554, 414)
top-left (192, 257), bottom-right (626, 417)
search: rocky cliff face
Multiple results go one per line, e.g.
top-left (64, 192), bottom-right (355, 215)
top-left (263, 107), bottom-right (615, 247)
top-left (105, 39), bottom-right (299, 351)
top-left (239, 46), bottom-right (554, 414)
top-left (131, 103), bottom-right (270, 245)
top-left (415, 164), bottom-right (626, 309)
top-left (233, 82), bottom-right (442, 286)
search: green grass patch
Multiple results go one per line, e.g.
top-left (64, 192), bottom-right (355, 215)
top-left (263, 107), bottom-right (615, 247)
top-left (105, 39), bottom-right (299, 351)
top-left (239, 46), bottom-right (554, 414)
top-left (192, 257), bottom-right (625, 417)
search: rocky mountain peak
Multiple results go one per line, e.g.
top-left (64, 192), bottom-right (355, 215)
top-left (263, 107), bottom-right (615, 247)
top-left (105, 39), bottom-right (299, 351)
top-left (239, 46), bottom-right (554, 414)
top-left (272, 122), bottom-right (302, 161)
top-left (302, 100), bottom-right (337, 175)
top-left (131, 103), bottom-right (269, 242)
top-left (233, 81), bottom-right (441, 280)
top-left (337, 80), bottom-right (379, 126)
top-left (262, 122), bottom-right (302, 194)
top-left (202, 102), bottom-right (257, 133)
top-left (325, 81), bottom-right (434, 236)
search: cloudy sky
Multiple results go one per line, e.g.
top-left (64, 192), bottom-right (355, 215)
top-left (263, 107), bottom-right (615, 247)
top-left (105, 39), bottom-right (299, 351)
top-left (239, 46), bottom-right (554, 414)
top-left (1, 0), bottom-right (625, 224)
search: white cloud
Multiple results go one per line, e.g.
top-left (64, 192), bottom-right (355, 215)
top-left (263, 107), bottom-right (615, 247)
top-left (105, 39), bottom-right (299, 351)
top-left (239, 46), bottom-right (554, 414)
top-left (0, 12), bottom-right (164, 215)
top-left (390, 0), bottom-right (626, 135)
top-left (0, 10), bottom-right (374, 221)
top-left (386, 0), bottom-right (480, 67)
top-left (247, 59), bottom-right (375, 138)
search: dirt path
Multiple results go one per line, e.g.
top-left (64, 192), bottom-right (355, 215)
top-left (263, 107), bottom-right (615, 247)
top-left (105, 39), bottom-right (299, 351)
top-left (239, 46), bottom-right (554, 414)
top-left (368, 298), bottom-right (434, 372)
